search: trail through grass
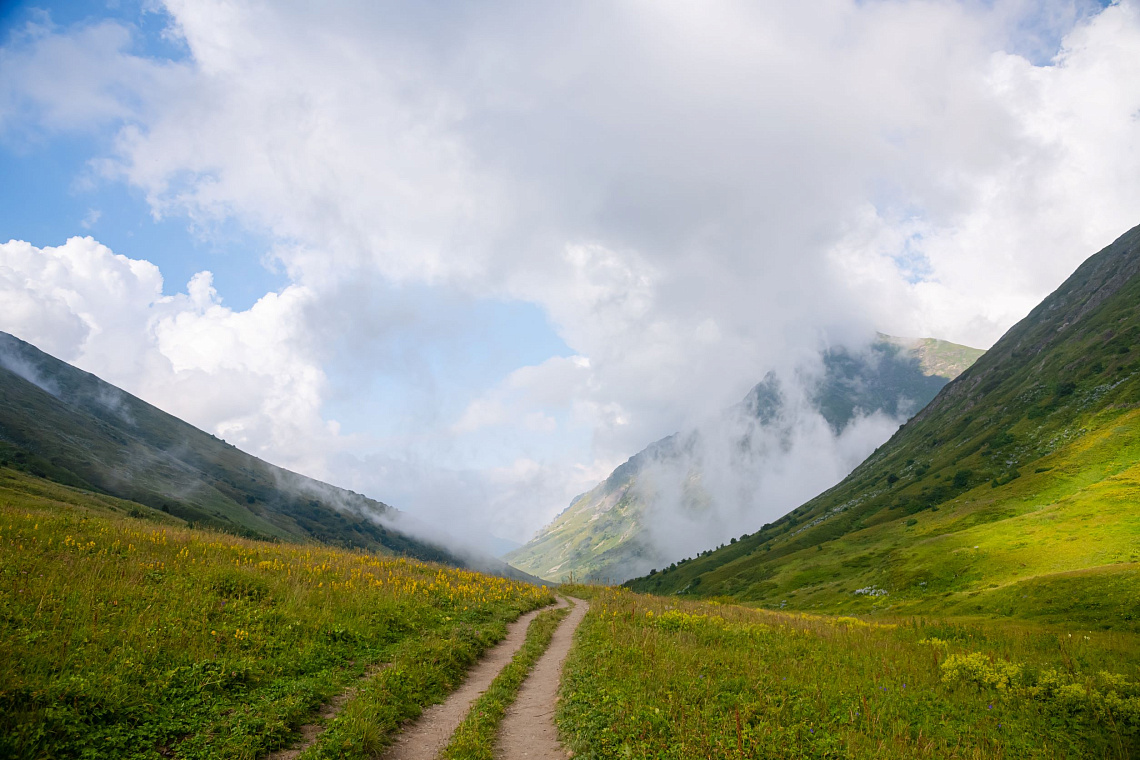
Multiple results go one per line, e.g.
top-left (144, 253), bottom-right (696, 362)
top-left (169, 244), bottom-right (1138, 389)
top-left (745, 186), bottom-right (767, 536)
top-left (0, 468), bottom-right (552, 759)
top-left (440, 603), bottom-right (572, 760)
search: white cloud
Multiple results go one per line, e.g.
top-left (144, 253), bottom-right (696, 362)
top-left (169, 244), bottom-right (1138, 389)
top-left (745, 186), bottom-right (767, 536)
top-left (0, 237), bottom-right (340, 475)
top-left (831, 2), bottom-right (1140, 347)
top-left (640, 393), bottom-right (907, 572)
top-left (3, 1), bottom-right (1140, 545)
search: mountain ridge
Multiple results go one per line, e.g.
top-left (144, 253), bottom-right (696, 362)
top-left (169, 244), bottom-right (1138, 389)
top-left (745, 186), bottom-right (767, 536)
top-left (626, 222), bottom-right (1140, 631)
top-left (0, 330), bottom-right (540, 581)
top-left (508, 333), bottom-right (985, 583)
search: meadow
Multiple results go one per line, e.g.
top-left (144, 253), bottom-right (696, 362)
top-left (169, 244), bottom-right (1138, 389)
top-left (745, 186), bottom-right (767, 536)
top-left (7, 458), bottom-right (1139, 760)
top-left (558, 586), bottom-right (1140, 759)
top-left (0, 468), bottom-right (553, 760)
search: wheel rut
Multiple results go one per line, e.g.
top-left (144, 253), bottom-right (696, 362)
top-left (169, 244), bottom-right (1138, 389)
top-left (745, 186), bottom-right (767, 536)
top-left (495, 598), bottom-right (589, 760)
top-left (380, 598), bottom-right (569, 760)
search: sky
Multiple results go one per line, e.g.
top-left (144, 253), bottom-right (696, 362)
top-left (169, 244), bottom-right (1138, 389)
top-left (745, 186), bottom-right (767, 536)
top-left (1, 0), bottom-right (1139, 553)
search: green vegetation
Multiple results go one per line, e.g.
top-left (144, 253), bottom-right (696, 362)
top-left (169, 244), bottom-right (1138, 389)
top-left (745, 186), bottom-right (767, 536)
top-left (880, 335), bottom-right (987, 383)
top-left (628, 226), bottom-right (1140, 630)
top-left (0, 330), bottom-right (459, 565)
top-left (507, 335), bottom-right (983, 584)
top-left (557, 587), bottom-right (1140, 759)
top-left (0, 467), bottom-right (552, 760)
top-left (441, 604), bottom-right (572, 760)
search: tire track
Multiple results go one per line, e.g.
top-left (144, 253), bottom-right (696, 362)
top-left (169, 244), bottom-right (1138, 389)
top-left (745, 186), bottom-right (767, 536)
top-left (495, 598), bottom-right (589, 760)
top-left (380, 598), bottom-right (569, 760)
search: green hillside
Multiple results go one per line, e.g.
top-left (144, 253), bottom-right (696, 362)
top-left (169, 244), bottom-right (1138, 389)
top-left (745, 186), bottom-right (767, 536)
top-left (0, 466), bottom-right (552, 759)
top-left (0, 331), bottom-right (505, 572)
top-left (627, 224), bottom-right (1140, 631)
top-left (507, 335), bottom-right (983, 583)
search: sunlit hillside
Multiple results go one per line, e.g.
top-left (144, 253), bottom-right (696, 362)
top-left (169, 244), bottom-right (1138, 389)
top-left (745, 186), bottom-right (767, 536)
top-left (628, 225), bottom-right (1140, 634)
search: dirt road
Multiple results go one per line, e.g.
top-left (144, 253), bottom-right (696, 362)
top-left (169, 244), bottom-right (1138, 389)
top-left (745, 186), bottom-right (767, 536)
top-left (495, 598), bottom-right (589, 760)
top-left (380, 598), bottom-right (570, 760)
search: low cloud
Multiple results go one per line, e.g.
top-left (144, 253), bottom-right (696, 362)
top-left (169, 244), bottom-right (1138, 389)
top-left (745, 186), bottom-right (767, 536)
top-left (637, 369), bottom-right (906, 576)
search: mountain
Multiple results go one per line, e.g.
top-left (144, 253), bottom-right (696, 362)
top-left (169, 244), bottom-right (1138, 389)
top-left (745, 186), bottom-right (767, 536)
top-left (626, 223), bottom-right (1140, 632)
top-left (506, 334), bottom-right (984, 583)
top-left (0, 331), bottom-right (537, 580)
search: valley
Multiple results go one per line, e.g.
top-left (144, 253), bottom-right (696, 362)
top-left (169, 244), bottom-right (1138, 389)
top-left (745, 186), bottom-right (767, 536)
top-left (508, 335), bottom-right (985, 584)
top-left (3, 227), bottom-right (1140, 758)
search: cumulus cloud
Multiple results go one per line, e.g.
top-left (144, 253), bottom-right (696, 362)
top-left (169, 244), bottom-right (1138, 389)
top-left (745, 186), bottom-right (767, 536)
top-left (0, 237), bottom-right (342, 474)
top-left (2, 1), bottom-right (1140, 546)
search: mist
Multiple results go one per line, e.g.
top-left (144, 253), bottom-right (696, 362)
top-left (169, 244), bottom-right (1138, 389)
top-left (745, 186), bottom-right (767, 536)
top-left (551, 337), bottom-right (932, 583)
top-left (639, 370), bottom-right (904, 575)
top-left (0, 339), bottom-right (61, 397)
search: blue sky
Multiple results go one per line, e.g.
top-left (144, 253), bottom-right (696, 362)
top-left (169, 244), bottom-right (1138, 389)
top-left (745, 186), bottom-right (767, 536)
top-left (0, 0), bottom-right (574, 451)
top-left (2, 0), bottom-right (1139, 550)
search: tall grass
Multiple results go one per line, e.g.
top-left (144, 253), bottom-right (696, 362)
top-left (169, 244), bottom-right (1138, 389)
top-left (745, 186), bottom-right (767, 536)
top-left (0, 468), bottom-right (552, 759)
top-left (558, 586), bottom-right (1140, 759)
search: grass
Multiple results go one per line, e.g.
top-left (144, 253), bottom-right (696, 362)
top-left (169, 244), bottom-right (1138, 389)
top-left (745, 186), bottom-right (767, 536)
top-left (630, 405), bottom-right (1140, 629)
top-left (557, 586), bottom-right (1140, 759)
top-left (0, 467), bottom-right (553, 759)
top-left (629, 228), bottom-right (1140, 619)
top-left (440, 603), bottom-right (572, 760)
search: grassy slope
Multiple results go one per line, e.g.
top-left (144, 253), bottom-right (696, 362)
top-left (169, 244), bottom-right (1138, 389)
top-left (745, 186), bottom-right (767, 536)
top-left (558, 586), bottom-right (1140, 759)
top-left (508, 336), bottom-right (984, 584)
top-left (627, 224), bottom-right (1140, 631)
top-left (0, 330), bottom-right (457, 564)
top-left (882, 335), bottom-right (987, 381)
top-left (0, 467), bottom-right (553, 760)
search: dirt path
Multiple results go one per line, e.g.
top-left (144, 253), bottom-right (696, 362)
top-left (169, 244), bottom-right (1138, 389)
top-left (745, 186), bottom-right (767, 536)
top-left (495, 597), bottom-right (588, 760)
top-left (379, 598), bottom-right (569, 760)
